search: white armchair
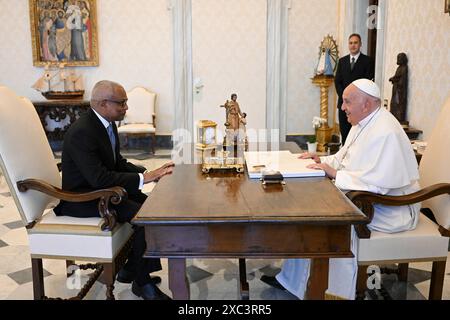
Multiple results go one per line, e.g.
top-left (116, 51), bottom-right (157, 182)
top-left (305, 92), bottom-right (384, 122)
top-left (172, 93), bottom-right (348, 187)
top-left (348, 96), bottom-right (450, 300)
top-left (0, 86), bottom-right (134, 300)
top-left (118, 87), bottom-right (157, 154)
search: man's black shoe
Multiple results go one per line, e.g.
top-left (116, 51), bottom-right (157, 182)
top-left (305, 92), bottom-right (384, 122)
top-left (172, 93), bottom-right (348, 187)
top-left (260, 275), bottom-right (286, 290)
top-left (116, 269), bottom-right (161, 285)
top-left (131, 281), bottom-right (172, 300)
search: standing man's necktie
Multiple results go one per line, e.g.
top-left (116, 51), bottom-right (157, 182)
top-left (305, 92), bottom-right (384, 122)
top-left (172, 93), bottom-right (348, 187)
top-left (107, 123), bottom-right (116, 161)
top-left (350, 57), bottom-right (356, 71)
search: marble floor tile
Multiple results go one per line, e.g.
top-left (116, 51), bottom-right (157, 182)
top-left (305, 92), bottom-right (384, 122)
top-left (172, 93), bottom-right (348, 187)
top-left (4, 220), bottom-right (24, 230)
top-left (0, 225), bottom-right (10, 238)
top-left (187, 265), bottom-right (214, 283)
top-left (42, 259), bottom-right (68, 276)
top-left (0, 228), bottom-right (29, 246)
top-left (0, 274), bottom-right (19, 300)
top-left (8, 267), bottom-right (52, 285)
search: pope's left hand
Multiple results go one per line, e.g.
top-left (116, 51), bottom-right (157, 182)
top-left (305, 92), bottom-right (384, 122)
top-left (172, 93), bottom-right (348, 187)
top-left (306, 163), bottom-right (337, 179)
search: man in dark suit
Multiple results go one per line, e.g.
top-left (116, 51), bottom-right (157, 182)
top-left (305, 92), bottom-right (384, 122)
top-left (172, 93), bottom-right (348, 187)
top-left (54, 80), bottom-right (174, 300)
top-left (335, 33), bottom-right (374, 145)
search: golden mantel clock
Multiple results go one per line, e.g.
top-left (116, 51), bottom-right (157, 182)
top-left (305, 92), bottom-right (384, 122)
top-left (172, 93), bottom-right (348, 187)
top-left (196, 120), bottom-right (217, 150)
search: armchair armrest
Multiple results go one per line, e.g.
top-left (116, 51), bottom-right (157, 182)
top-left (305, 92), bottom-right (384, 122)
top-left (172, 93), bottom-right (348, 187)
top-left (152, 114), bottom-right (156, 127)
top-left (346, 183), bottom-right (450, 239)
top-left (17, 179), bottom-right (128, 231)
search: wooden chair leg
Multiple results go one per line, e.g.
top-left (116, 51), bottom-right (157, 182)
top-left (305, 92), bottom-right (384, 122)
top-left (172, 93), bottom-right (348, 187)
top-left (429, 260), bottom-right (446, 300)
top-left (151, 134), bottom-right (156, 154)
top-left (356, 265), bottom-right (368, 300)
top-left (31, 258), bottom-right (45, 300)
top-left (398, 263), bottom-right (409, 282)
top-left (66, 260), bottom-right (76, 277)
top-left (101, 263), bottom-right (116, 300)
top-left (238, 258), bottom-right (249, 300)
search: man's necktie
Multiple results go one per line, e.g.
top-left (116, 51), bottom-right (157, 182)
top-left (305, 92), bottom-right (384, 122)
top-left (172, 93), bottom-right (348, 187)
top-left (350, 57), bottom-right (356, 71)
top-left (107, 123), bottom-right (116, 161)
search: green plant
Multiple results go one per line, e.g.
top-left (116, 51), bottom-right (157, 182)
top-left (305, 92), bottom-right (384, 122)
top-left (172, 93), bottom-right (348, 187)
top-left (307, 135), bottom-right (316, 143)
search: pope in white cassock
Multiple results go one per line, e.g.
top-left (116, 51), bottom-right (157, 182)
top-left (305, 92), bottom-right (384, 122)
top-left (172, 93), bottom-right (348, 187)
top-left (274, 79), bottom-right (420, 300)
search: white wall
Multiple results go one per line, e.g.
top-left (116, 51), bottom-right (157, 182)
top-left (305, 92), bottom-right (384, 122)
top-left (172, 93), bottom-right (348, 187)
top-left (1, 0), bottom-right (447, 139)
top-left (287, 0), bottom-right (339, 134)
top-left (191, 0), bottom-right (267, 134)
top-left (382, 0), bottom-right (450, 139)
top-left (0, 0), bottom-right (174, 134)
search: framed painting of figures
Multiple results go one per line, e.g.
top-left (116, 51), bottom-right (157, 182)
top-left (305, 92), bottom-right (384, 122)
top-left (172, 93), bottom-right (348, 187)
top-left (29, 0), bottom-right (99, 67)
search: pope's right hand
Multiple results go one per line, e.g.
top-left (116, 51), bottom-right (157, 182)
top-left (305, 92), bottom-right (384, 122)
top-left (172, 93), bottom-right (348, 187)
top-left (298, 152), bottom-right (321, 164)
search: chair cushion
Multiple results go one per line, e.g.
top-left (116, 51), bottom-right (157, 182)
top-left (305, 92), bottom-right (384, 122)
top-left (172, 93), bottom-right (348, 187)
top-left (358, 213), bottom-right (449, 264)
top-left (0, 87), bottom-right (61, 225)
top-left (118, 123), bottom-right (156, 134)
top-left (419, 96), bottom-right (450, 229)
top-left (123, 87), bottom-right (156, 124)
top-left (28, 210), bottom-right (133, 261)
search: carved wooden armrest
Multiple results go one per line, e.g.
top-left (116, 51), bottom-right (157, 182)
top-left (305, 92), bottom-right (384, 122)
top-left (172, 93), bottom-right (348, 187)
top-left (346, 183), bottom-right (450, 239)
top-left (17, 179), bottom-right (128, 231)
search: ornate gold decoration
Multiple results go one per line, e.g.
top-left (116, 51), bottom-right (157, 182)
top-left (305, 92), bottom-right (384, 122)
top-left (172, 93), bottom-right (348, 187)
top-left (196, 120), bottom-right (217, 150)
top-left (311, 75), bottom-right (334, 152)
top-left (201, 150), bottom-right (245, 174)
top-left (311, 35), bottom-right (339, 152)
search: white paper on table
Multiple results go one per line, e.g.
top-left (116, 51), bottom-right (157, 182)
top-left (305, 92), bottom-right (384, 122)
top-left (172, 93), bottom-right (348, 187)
top-left (244, 151), bottom-right (325, 179)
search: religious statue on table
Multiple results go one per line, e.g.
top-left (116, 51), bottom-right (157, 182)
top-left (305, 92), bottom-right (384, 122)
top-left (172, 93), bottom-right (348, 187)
top-left (389, 52), bottom-right (408, 124)
top-left (220, 93), bottom-right (247, 148)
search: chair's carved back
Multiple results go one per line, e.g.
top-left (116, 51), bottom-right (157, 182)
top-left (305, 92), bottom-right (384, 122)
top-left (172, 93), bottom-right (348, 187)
top-left (123, 87), bottom-right (156, 125)
top-left (0, 86), bottom-right (61, 225)
top-left (419, 95), bottom-right (450, 228)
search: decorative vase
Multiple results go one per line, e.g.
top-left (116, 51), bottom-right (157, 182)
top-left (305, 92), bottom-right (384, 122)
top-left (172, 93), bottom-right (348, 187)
top-left (307, 142), bottom-right (317, 153)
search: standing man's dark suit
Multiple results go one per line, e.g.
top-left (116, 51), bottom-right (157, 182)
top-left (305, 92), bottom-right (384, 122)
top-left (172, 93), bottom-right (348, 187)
top-left (54, 108), bottom-right (161, 288)
top-left (335, 53), bottom-right (374, 144)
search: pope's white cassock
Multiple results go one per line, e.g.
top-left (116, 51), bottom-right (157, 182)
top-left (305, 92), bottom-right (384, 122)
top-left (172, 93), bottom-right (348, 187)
top-left (276, 106), bottom-right (420, 300)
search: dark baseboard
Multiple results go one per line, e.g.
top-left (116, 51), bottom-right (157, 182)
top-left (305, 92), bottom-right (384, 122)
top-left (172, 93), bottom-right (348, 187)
top-left (286, 135), bottom-right (314, 151)
top-left (119, 135), bottom-right (173, 150)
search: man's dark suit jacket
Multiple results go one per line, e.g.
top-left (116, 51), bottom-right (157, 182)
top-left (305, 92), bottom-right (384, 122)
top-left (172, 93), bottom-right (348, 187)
top-left (334, 53), bottom-right (375, 144)
top-left (334, 53), bottom-right (375, 107)
top-left (55, 108), bottom-right (145, 218)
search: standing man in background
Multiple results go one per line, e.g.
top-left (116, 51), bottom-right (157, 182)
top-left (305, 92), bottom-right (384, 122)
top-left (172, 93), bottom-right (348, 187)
top-left (335, 33), bottom-right (374, 145)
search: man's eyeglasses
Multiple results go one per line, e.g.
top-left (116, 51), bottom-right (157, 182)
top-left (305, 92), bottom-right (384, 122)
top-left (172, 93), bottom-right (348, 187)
top-left (106, 99), bottom-right (128, 107)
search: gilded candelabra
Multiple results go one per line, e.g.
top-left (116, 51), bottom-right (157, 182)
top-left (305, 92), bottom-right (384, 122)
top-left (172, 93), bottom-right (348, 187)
top-left (311, 75), bottom-right (334, 152)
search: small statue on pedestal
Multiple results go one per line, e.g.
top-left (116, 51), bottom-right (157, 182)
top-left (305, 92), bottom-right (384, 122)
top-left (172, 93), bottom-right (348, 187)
top-left (220, 93), bottom-right (248, 148)
top-left (389, 53), bottom-right (408, 124)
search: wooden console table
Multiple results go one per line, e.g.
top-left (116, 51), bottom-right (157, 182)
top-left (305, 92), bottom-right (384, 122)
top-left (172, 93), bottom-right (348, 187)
top-left (133, 143), bottom-right (367, 300)
top-left (32, 100), bottom-right (90, 150)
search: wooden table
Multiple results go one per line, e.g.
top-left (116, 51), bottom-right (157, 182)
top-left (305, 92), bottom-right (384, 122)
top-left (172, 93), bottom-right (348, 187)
top-left (133, 143), bottom-right (367, 300)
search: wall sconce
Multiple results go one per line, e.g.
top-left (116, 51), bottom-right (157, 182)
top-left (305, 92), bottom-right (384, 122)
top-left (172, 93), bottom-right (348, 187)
top-left (194, 78), bottom-right (204, 94)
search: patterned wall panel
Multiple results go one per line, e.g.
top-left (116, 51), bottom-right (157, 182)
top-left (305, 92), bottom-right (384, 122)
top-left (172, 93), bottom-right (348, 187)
top-left (383, 0), bottom-right (450, 139)
top-left (191, 0), bottom-right (267, 133)
top-left (287, 0), bottom-right (339, 134)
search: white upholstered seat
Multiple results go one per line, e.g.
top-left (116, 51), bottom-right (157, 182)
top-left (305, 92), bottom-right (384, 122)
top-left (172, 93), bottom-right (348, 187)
top-left (0, 86), bottom-right (133, 299)
top-left (117, 87), bottom-right (157, 153)
top-left (358, 214), bottom-right (448, 264)
top-left (29, 210), bottom-right (133, 261)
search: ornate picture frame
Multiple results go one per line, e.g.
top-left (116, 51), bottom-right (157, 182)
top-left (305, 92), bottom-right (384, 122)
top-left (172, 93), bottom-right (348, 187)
top-left (29, 0), bottom-right (99, 67)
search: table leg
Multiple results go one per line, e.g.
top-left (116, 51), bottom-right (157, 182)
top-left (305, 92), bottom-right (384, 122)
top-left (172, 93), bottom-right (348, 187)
top-left (307, 258), bottom-right (329, 300)
top-left (238, 259), bottom-right (249, 300)
top-left (168, 258), bottom-right (190, 300)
